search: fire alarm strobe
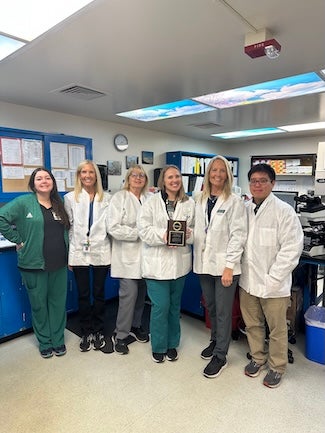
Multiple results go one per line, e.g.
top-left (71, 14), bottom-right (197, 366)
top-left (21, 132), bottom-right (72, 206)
top-left (245, 38), bottom-right (281, 59)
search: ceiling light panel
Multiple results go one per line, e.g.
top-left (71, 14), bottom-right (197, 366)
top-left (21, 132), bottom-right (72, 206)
top-left (0, 34), bottom-right (25, 61)
top-left (0, 0), bottom-right (94, 41)
top-left (193, 72), bottom-right (325, 109)
top-left (212, 128), bottom-right (283, 139)
top-left (279, 122), bottom-right (325, 132)
top-left (117, 100), bottom-right (215, 122)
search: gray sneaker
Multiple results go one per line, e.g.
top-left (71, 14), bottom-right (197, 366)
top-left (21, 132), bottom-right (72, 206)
top-left (245, 360), bottom-right (267, 377)
top-left (263, 370), bottom-right (282, 388)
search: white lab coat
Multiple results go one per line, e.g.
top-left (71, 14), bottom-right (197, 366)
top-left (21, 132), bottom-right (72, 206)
top-left (193, 192), bottom-right (247, 276)
top-left (239, 193), bottom-right (304, 298)
top-left (108, 189), bottom-right (149, 279)
top-left (64, 189), bottom-right (111, 266)
top-left (137, 192), bottom-right (195, 280)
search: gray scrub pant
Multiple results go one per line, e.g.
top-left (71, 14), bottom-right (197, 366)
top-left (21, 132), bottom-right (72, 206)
top-left (199, 274), bottom-right (239, 361)
top-left (115, 278), bottom-right (147, 340)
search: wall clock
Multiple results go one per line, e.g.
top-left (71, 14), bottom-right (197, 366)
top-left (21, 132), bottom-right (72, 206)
top-left (113, 134), bottom-right (128, 151)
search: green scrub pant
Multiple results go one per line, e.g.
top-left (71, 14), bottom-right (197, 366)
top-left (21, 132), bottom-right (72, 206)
top-left (20, 266), bottom-right (67, 352)
top-left (146, 276), bottom-right (186, 354)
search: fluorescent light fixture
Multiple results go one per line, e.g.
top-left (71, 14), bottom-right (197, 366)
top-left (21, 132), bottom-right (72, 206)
top-left (212, 128), bottom-right (283, 139)
top-left (193, 72), bottom-right (325, 109)
top-left (0, 34), bottom-right (25, 61)
top-left (212, 122), bottom-right (325, 139)
top-left (0, 0), bottom-right (94, 60)
top-left (279, 122), bottom-right (325, 132)
top-left (117, 99), bottom-right (215, 122)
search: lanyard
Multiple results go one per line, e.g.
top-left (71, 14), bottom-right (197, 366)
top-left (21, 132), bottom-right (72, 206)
top-left (87, 201), bottom-right (94, 237)
top-left (166, 199), bottom-right (175, 219)
top-left (205, 196), bottom-right (218, 232)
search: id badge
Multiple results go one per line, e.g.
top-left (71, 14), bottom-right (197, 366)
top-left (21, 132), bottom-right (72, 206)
top-left (83, 240), bottom-right (91, 253)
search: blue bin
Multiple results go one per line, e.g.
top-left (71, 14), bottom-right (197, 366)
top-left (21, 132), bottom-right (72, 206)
top-left (304, 306), bottom-right (325, 365)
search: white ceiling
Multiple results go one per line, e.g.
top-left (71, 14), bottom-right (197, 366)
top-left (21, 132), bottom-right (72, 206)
top-left (0, 0), bottom-right (324, 143)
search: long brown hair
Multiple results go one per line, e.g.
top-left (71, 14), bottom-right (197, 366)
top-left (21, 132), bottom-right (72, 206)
top-left (158, 165), bottom-right (188, 202)
top-left (29, 167), bottom-right (70, 229)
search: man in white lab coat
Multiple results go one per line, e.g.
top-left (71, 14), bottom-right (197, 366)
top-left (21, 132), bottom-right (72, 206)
top-left (239, 163), bottom-right (303, 388)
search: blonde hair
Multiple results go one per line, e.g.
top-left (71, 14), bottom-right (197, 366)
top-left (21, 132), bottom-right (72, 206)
top-left (123, 164), bottom-right (148, 192)
top-left (201, 155), bottom-right (233, 201)
top-left (74, 160), bottom-right (104, 202)
top-left (158, 165), bottom-right (188, 202)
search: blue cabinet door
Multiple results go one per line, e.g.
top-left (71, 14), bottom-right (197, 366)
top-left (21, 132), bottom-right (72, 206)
top-left (181, 271), bottom-right (204, 317)
top-left (0, 250), bottom-right (32, 338)
top-left (105, 273), bottom-right (119, 300)
top-left (66, 270), bottom-right (79, 313)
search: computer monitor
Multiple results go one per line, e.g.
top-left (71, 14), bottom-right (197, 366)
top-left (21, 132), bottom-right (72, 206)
top-left (273, 191), bottom-right (298, 211)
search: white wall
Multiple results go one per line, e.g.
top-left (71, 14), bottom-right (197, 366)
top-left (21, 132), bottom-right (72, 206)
top-left (0, 100), bottom-right (323, 195)
top-left (0, 100), bottom-right (228, 192)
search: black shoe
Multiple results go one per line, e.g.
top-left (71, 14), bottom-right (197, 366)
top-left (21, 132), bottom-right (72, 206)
top-left (166, 348), bottom-right (178, 361)
top-left (93, 332), bottom-right (105, 350)
top-left (201, 341), bottom-right (216, 360)
top-left (79, 334), bottom-right (93, 352)
top-left (152, 352), bottom-right (166, 363)
top-left (130, 326), bottom-right (149, 343)
top-left (203, 356), bottom-right (228, 378)
top-left (40, 348), bottom-right (53, 358)
top-left (53, 345), bottom-right (67, 356)
top-left (100, 337), bottom-right (114, 354)
top-left (112, 336), bottom-right (129, 355)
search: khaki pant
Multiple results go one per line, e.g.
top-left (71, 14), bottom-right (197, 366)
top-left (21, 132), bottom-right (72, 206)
top-left (239, 288), bottom-right (290, 374)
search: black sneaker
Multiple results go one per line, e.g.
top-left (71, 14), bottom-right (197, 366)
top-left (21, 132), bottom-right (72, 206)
top-left (203, 356), bottom-right (228, 378)
top-left (152, 352), bottom-right (166, 363)
top-left (112, 336), bottom-right (129, 355)
top-left (53, 345), bottom-right (67, 356)
top-left (200, 340), bottom-right (216, 360)
top-left (40, 348), bottom-right (53, 358)
top-left (245, 360), bottom-right (267, 377)
top-left (100, 336), bottom-right (114, 354)
top-left (263, 369), bottom-right (282, 388)
top-left (79, 334), bottom-right (93, 352)
top-left (166, 348), bottom-right (178, 361)
top-left (130, 326), bottom-right (149, 343)
top-left (93, 332), bottom-right (105, 350)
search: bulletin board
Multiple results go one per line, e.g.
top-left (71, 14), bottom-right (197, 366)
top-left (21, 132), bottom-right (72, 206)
top-left (0, 126), bottom-right (92, 202)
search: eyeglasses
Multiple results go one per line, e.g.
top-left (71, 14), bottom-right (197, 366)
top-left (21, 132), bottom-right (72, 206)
top-left (130, 173), bottom-right (146, 179)
top-left (249, 178), bottom-right (270, 185)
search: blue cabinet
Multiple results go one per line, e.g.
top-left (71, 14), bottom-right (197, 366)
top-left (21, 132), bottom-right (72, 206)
top-left (0, 249), bottom-right (32, 338)
top-left (66, 270), bottom-right (79, 313)
top-left (0, 252), bottom-right (120, 341)
top-left (105, 274), bottom-right (119, 300)
top-left (181, 272), bottom-right (204, 317)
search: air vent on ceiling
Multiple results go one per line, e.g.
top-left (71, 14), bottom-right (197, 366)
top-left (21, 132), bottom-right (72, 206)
top-left (53, 84), bottom-right (106, 100)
